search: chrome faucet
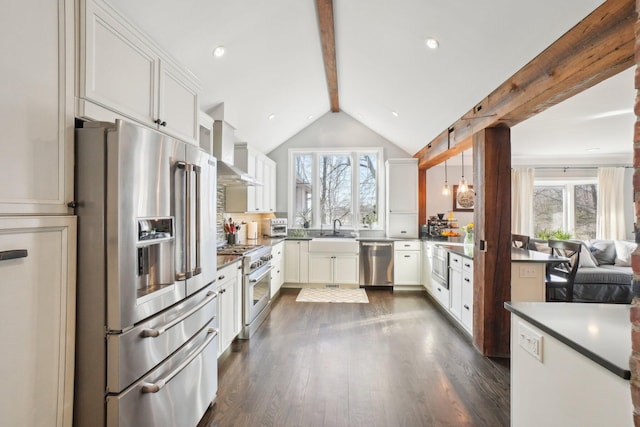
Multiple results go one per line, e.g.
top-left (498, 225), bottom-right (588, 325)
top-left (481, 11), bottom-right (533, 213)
top-left (333, 219), bottom-right (342, 235)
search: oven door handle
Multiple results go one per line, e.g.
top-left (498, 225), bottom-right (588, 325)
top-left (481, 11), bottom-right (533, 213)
top-left (249, 265), bottom-right (274, 283)
top-left (141, 327), bottom-right (218, 393)
top-left (140, 290), bottom-right (217, 338)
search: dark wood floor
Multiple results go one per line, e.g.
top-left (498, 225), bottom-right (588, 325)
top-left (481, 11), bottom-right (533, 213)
top-left (198, 288), bottom-right (510, 427)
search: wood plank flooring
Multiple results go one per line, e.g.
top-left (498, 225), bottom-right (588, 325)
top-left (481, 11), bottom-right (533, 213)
top-left (198, 288), bottom-right (510, 427)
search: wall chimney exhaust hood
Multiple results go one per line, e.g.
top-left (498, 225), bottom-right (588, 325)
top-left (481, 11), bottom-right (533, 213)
top-left (217, 160), bottom-right (260, 186)
top-left (212, 119), bottom-right (260, 186)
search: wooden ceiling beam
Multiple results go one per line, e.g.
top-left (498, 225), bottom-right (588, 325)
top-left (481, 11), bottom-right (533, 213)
top-left (316, 0), bottom-right (340, 112)
top-left (414, 0), bottom-right (635, 169)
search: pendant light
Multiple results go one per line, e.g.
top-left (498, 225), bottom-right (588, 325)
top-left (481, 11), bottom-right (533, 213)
top-left (458, 151), bottom-right (468, 193)
top-left (442, 160), bottom-right (450, 195)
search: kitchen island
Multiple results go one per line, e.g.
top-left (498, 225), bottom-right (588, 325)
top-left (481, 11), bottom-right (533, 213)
top-left (505, 302), bottom-right (632, 427)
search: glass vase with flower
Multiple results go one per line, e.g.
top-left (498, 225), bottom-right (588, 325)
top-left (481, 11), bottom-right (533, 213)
top-left (461, 223), bottom-right (474, 245)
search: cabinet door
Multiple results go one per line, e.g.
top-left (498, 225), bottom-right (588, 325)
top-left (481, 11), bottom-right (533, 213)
top-left (81, 0), bottom-right (158, 126)
top-left (158, 61), bottom-right (199, 144)
top-left (268, 160), bottom-right (277, 212)
top-left (333, 254), bottom-right (359, 285)
top-left (387, 213), bottom-right (418, 238)
top-left (0, 0), bottom-right (73, 214)
top-left (461, 264), bottom-right (474, 333)
top-left (308, 254), bottom-right (333, 283)
top-left (284, 241), bottom-right (301, 282)
top-left (449, 266), bottom-right (462, 320)
top-left (387, 160), bottom-right (418, 212)
top-left (394, 251), bottom-right (421, 285)
top-left (254, 155), bottom-right (265, 212)
top-left (0, 216), bottom-right (76, 427)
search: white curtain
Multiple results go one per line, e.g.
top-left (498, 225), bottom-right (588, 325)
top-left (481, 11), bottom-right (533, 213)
top-left (511, 167), bottom-right (535, 236)
top-left (597, 167), bottom-right (626, 240)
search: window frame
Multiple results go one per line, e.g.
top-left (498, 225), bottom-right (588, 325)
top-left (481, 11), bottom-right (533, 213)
top-left (288, 148), bottom-right (384, 230)
top-left (533, 176), bottom-right (597, 238)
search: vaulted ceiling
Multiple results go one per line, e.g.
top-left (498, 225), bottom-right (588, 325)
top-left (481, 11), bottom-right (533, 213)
top-left (106, 0), bottom-right (631, 164)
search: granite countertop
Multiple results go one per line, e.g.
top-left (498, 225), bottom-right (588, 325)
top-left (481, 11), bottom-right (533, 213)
top-left (440, 244), bottom-right (474, 259)
top-left (505, 301), bottom-right (631, 380)
top-left (217, 254), bottom-right (242, 270)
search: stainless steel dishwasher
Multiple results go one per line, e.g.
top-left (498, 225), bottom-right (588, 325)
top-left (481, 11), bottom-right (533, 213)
top-left (359, 241), bottom-right (394, 287)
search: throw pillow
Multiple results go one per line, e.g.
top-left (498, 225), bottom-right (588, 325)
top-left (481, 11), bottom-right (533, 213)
top-left (588, 240), bottom-right (617, 265)
top-left (614, 240), bottom-right (637, 267)
top-left (533, 242), bottom-right (551, 255)
top-left (578, 243), bottom-right (598, 268)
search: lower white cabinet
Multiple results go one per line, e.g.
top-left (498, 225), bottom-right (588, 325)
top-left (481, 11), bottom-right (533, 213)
top-left (449, 253), bottom-right (463, 320)
top-left (0, 216), bottom-right (76, 427)
top-left (308, 253), bottom-right (359, 285)
top-left (284, 240), bottom-right (309, 283)
top-left (393, 240), bottom-right (421, 286)
top-left (461, 259), bottom-right (474, 332)
top-left (270, 241), bottom-right (285, 297)
top-left (216, 261), bottom-right (242, 356)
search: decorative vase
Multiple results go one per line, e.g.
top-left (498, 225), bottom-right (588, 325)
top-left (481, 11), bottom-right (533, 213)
top-left (303, 221), bottom-right (310, 229)
top-left (464, 231), bottom-right (474, 245)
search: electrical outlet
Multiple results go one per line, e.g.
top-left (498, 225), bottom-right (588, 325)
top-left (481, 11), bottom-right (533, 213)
top-left (519, 265), bottom-right (538, 278)
top-left (518, 322), bottom-right (543, 362)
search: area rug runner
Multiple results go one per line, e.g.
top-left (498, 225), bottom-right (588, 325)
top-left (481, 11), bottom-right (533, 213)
top-left (296, 288), bottom-right (369, 303)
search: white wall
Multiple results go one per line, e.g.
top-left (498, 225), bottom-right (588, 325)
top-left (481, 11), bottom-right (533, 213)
top-left (268, 111), bottom-right (412, 213)
top-left (425, 158), bottom-right (475, 228)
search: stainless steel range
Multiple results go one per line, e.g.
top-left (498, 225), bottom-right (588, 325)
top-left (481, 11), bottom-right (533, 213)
top-left (217, 244), bottom-right (273, 338)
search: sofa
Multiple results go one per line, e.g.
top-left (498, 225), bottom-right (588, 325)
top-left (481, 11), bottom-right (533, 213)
top-left (530, 239), bottom-right (635, 304)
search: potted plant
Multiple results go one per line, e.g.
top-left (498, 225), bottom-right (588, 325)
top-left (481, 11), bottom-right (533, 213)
top-left (297, 208), bottom-right (312, 228)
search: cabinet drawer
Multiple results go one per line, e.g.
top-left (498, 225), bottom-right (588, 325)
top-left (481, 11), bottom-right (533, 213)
top-left (394, 240), bottom-right (421, 251)
top-left (462, 258), bottom-right (473, 273)
top-left (449, 253), bottom-right (462, 269)
top-left (217, 262), bottom-right (239, 283)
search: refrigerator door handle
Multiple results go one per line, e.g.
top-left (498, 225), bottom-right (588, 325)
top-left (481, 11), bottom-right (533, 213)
top-left (140, 290), bottom-right (217, 338)
top-left (192, 164), bottom-right (202, 276)
top-left (140, 327), bottom-right (218, 393)
top-left (175, 161), bottom-right (192, 280)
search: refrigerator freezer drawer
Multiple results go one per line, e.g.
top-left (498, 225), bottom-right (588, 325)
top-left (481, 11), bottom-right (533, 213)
top-left (107, 321), bottom-right (218, 427)
top-left (107, 283), bottom-right (217, 393)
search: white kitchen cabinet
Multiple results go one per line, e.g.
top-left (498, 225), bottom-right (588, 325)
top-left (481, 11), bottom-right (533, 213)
top-left (284, 240), bottom-right (309, 283)
top-left (308, 253), bottom-right (359, 285)
top-left (386, 159), bottom-right (418, 212)
top-left (0, 0), bottom-right (74, 215)
top-left (422, 241), bottom-right (433, 291)
top-left (226, 144), bottom-right (277, 213)
top-left (270, 241), bottom-right (285, 297)
top-left (0, 216), bottom-right (76, 427)
top-left (449, 253), bottom-right (463, 321)
top-left (385, 159), bottom-right (418, 238)
top-left (461, 259), bottom-right (474, 333)
top-left (198, 111), bottom-right (214, 154)
top-left (216, 261), bottom-right (241, 356)
top-left (393, 240), bottom-right (421, 286)
top-left (78, 0), bottom-right (200, 144)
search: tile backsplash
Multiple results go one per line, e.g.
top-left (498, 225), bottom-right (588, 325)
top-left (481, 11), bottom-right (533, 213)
top-left (216, 185), bottom-right (275, 244)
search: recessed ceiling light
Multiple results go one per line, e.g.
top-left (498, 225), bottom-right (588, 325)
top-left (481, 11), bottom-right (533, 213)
top-left (307, 115), bottom-right (313, 120)
top-left (585, 147), bottom-right (601, 152)
top-left (425, 37), bottom-right (439, 49)
top-left (391, 111), bottom-right (399, 118)
top-left (212, 46), bottom-right (226, 57)
top-left (268, 114), bottom-right (276, 120)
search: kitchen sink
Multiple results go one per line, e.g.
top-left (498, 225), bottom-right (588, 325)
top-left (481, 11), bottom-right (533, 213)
top-left (313, 233), bottom-right (352, 238)
top-left (309, 237), bottom-right (358, 252)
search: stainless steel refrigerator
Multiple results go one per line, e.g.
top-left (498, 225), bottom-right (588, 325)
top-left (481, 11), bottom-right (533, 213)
top-left (73, 120), bottom-right (218, 427)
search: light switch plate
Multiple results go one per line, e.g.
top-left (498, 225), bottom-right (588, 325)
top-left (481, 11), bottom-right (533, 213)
top-left (519, 265), bottom-right (538, 278)
top-left (518, 321), bottom-right (543, 362)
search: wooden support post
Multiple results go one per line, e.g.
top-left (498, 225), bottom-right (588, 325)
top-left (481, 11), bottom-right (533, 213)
top-left (472, 127), bottom-right (512, 357)
top-left (418, 168), bottom-right (426, 227)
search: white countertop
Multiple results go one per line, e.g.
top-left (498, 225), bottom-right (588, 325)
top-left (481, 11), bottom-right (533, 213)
top-left (505, 302), bottom-right (631, 379)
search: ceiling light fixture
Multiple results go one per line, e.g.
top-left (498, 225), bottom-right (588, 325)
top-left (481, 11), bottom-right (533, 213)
top-left (391, 111), bottom-right (399, 117)
top-left (585, 147), bottom-right (601, 152)
top-left (212, 46), bottom-right (226, 57)
top-left (425, 37), bottom-right (439, 49)
top-left (442, 160), bottom-right (450, 196)
top-left (307, 115), bottom-right (313, 120)
top-left (268, 113), bottom-right (276, 120)
top-left (458, 151), bottom-right (468, 193)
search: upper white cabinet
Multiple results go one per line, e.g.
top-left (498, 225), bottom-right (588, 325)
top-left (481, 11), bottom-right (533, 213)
top-left (226, 143), bottom-right (277, 213)
top-left (77, 0), bottom-right (200, 144)
top-left (0, 216), bottom-right (76, 427)
top-left (387, 159), bottom-right (418, 213)
top-left (0, 0), bottom-right (74, 215)
top-left (386, 159), bottom-right (418, 238)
